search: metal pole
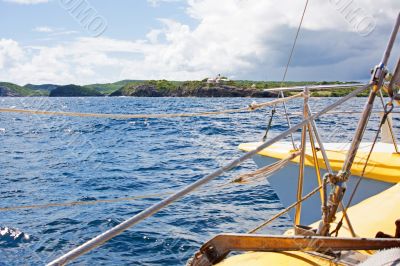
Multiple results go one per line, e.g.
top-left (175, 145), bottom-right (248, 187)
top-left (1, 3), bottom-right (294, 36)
top-left (280, 91), bottom-right (298, 150)
top-left (388, 56), bottom-right (400, 98)
top-left (378, 89), bottom-right (399, 153)
top-left (343, 10), bottom-right (399, 184)
top-left (263, 83), bottom-right (366, 92)
top-left (306, 106), bottom-right (356, 237)
top-left (306, 109), bottom-right (329, 213)
top-left (307, 122), bottom-right (323, 203)
top-left (294, 88), bottom-right (308, 225)
top-left (381, 53), bottom-right (400, 153)
top-left (306, 106), bottom-right (333, 175)
top-left (318, 12), bottom-right (400, 236)
top-left (47, 84), bottom-right (371, 266)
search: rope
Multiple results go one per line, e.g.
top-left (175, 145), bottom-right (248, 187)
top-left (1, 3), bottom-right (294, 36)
top-left (280, 0), bottom-right (309, 86)
top-left (1, 86), bottom-right (370, 215)
top-left (262, 108), bottom-right (276, 141)
top-left (248, 184), bottom-right (323, 234)
top-left (0, 93), bottom-right (303, 120)
top-left (272, 0), bottom-right (309, 150)
top-left (276, 110), bottom-right (400, 116)
top-left (46, 84), bottom-right (371, 266)
top-left (0, 86), bottom-right (370, 216)
top-left (330, 102), bottom-right (394, 237)
top-left (378, 89), bottom-right (399, 153)
top-left (0, 192), bottom-right (173, 212)
top-left (231, 151), bottom-right (301, 184)
top-left (254, 0), bottom-right (310, 147)
top-left (0, 151), bottom-right (301, 213)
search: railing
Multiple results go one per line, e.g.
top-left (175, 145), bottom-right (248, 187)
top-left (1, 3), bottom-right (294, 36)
top-left (0, 10), bottom-right (387, 266)
top-left (46, 83), bottom-right (371, 266)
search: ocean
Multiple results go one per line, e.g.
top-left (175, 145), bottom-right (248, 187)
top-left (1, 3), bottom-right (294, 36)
top-left (0, 96), bottom-right (398, 265)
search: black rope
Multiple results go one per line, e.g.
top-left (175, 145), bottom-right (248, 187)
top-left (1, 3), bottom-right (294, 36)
top-left (274, 0), bottom-right (309, 149)
top-left (280, 0), bottom-right (309, 87)
top-left (262, 108), bottom-right (276, 141)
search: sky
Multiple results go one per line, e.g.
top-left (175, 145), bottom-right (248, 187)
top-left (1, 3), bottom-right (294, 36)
top-left (0, 0), bottom-right (399, 85)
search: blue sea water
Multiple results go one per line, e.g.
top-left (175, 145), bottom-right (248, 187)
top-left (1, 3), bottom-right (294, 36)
top-left (0, 96), bottom-right (398, 265)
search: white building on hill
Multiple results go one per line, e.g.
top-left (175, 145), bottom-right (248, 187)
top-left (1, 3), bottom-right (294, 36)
top-left (207, 74), bottom-right (230, 84)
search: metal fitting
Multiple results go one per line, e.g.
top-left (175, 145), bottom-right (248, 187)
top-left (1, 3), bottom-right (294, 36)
top-left (326, 171), bottom-right (350, 185)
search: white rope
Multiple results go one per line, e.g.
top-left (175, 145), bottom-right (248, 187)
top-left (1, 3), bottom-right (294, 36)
top-left (231, 151), bottom-right (301, 183)
top-left (0, 93), bottom-right (303, 120)
top-left (47, 84), bottom-right (371, 266)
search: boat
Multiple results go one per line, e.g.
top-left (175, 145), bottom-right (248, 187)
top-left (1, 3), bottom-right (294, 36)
top-left (238, 141), bottom-right (400, 225)
top-left (185, 12), bottom-right (400, 266)
top-left (30, 7), bottom-right (400, 266)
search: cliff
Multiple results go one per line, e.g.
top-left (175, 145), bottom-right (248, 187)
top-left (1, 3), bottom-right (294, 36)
top-left (0, 82), bottom-right (48, 96)
top-left (110, 83), bottom-right (277, 97)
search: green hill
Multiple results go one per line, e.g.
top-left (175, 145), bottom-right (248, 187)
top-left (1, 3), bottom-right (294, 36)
top-left (0, 82), bottom-right (48, 96)
top-left (110, 80), bottom-right (182, 96)
top-left (49, 85), bottom-right (103, 97)
top-left (110, 80), bottom-right (363, 97)
top-left (84, 80), bottom-right (144, 95)
top-left (24, 84), bottom-right (58, 92)
top-left (0, 80), bottom-right (366, 97)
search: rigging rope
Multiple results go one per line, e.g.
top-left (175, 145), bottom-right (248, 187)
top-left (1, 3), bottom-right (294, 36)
top-left (46, 84), bottom-right (371, 266)
top-left (0, 93), bottom-right (303, 120)
top-left (330, 102), bottom-right (395, 237)
top-left (275, 110), bottom-right (400, 116)
top-left (231, 150), bottom-right (301, 183)
top-left (0, 152), bottom-right (301, 213)
top-left (248, 184), bottom-right (323, 234)
top-left (0, 192), bottom-right (172, 212)
top-left (269, 0), bottom-right (309, 149)
top-left (262, 108), bottom-right (276, 141)
top-left (0, 85), bottom-right (371, 216)
top-left (280, 0), bottom-right (309, 86)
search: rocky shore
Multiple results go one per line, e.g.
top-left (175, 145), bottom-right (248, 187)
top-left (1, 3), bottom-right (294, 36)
top-left (110, 84), bottom-right (277, 97)
top-left (0, 80), bottom-right (361, 97)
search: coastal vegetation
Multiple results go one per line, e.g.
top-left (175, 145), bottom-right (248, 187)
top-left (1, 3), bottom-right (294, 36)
top-left (83, 80), bottom-right (143, 95)
top-left (0, 82), bottom-right (49, 97)
top-left (0, 80), bottom-right (366, 97)
top-left (49, 85), bottom-right (103, 97)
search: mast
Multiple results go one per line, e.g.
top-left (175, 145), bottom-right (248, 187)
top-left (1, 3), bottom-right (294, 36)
top-left (389, 56), bottom-right (400, 101)
top-left (318, 12), bottom-right (400, 236)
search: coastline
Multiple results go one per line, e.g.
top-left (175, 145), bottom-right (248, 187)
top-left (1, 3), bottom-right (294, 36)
top-left (0, 80), bottom-right (366, 98)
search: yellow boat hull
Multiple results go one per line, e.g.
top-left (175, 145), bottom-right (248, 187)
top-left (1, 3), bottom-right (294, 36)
top-left (239, 142), bottom-right (400, 183)
top-left (239, 142), bottom-right (399, 224)
top-left (217, 183), bottom-right (400, 265)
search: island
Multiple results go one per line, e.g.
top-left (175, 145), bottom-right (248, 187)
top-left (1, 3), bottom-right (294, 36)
top-left (49, 85), bottom-right (103, 97)
top-left (0, 79), bottom-right (367, 97)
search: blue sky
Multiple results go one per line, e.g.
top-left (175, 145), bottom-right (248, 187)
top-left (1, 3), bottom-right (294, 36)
top-left (0, 1), bottom-right (194, 46)
top-left (0, 0), bottom-right (399, 85)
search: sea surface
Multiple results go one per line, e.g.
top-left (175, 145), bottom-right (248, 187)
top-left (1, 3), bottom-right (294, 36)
top-left (0, 96), bottom-right (398, 265)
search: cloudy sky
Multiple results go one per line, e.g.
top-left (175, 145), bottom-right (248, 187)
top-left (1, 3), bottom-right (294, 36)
top-left (0, 0), bottom-right (399, 85)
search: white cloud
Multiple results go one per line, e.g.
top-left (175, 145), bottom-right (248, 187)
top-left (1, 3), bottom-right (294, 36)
top-left (50, 30), bottom-right (78, 36)
top-left (147, 0), bottom-right (182, 7)
top-left (0, 39), bottom-right (25, 69)
top-left (3, 0), bottom-right (49, 4)
top-left (33, 26), bottom-right (78, 36)
top-left (33, 26), bottom-right (54, 33)
top-left (146, 29), bottom-right (163, 44)
top-left (1, 0), bottom-right (400, 85)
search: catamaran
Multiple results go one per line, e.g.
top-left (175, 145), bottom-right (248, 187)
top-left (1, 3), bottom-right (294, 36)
top-left (187, 13), bottom-right (400, 266)
top-left (41, 11), bottom-right (400, 266)
top-left (2, 5), bottom-right (399, 266)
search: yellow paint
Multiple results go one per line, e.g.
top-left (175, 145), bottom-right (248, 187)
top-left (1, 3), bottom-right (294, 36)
top-left (239, 142), bottom-right (400, 183)
top-left (217, 251), bottom-right (341, 266)
top-left (310, 182), bottom-right (400, 238)
top-left (217, 183), bottom-right (400, 265)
